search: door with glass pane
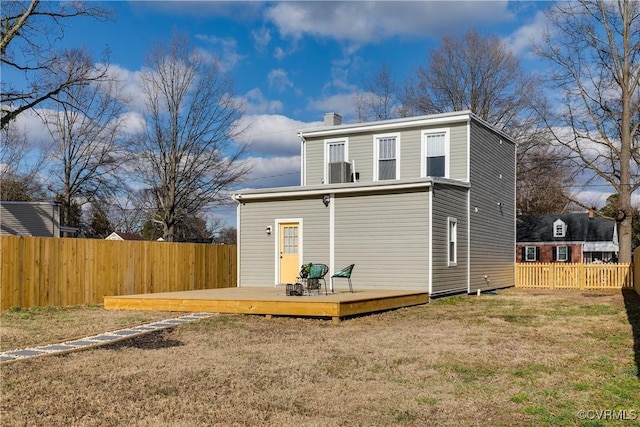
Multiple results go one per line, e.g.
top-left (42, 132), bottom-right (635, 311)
top-left (279, 222), bottom-right (300, 283)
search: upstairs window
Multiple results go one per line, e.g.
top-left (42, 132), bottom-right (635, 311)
top-left (325, 138), bottom-right (350, 184)
top-left (422, 129), bottom-right (449, 178)
top-left (553, 219), bottom-right (566, 238)
top-left (328, 142), bottom-right (345, 163)
top-left (374, 134), bottom-right (399, 180)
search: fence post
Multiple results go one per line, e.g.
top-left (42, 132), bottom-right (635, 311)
top-left (579, 263), bottom-right (584, 290)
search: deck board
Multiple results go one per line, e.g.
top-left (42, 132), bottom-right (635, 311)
top-left (104, 287), bottom-right (429, 321)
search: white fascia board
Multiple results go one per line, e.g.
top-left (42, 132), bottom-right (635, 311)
top-left (232, 178), bottom-right (469, 202)
top-left (299, 111), bottom-right (473, 138)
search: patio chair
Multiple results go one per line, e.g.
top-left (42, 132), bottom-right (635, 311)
top-left (331, 264), bottom-right (355, 293)
top-left (306, 263), bottom-right (329, 295)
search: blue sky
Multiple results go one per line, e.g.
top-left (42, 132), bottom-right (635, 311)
top-left (12, 1), bottom-right (600, 226)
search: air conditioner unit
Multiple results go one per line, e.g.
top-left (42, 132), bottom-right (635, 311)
top-left (328, 161), bottom-right (352, 184)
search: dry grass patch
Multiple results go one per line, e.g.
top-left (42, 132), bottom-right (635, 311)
top-left (1, 305), bottom-right (181, 351)
top-left (2, 289), bottom-right (639, 426)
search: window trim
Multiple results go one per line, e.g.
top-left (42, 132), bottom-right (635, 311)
top-left (448, 217), bottom-right (457, 267)
top-left (525, 246), bottom-right (538, 262)
top-left (373, 133), bottom-right (400, 181)
top-left (553, 219), bottom-right (566, 238)
top-left (324, 137), bottom-right (349, 184)
top-left (421, 128), bottom-right (450, 178)
top-left (556, 246), bottom-right (569, 262)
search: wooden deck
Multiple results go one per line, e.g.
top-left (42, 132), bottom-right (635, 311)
top-left (104, 287), bottom-right (429, 323)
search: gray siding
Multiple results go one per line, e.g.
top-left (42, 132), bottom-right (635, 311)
top-left (238, 198), bottom-right (330, 286)
top-left (468, 120), bottom-right (516, 291)
top-left (0, 202), bottom-right (59, 237)
top-left (431, 185), bottom-right (469, 295)
top-left (333, 189), bottom-right (430, 290)
top-left (303, 121), bottom-right (469, 185)
top-left (448, 123), bottom-right (469, 181)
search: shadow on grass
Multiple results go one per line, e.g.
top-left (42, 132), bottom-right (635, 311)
top-left (622, 288), bottom-right (640, 378)
top-left (101, 328), bottom-right (184, 351)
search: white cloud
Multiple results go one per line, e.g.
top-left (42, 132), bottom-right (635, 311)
top-left (105, 64), bottom-right (147, 114)
top-left (505, 10), bottom-right (548, 57)
top-left (194, 35), bottom-right (245, 71)
top-left (241, 155), bottom-right (302, 189)
top-left (234, 113), bottom-right (315, 157)
top-left (307, 93), bottom-right (359, 123)
top-left (266, 1), bottom-right (514, 44)
top-left (252, 27), bottom-right (271, 50)
top-left (240, 88), bottom-right (283, 115)
top-left (268, 69), bottom-right (294, 93)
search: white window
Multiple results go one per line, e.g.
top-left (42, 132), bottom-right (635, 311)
top-left (556, 246), bottom-right (569, 262)
top-left (324, 138), bottom-right (349, 183)
top-left (525, 246), bottom-right (538, 262)
top-left (553, 219), bottom-right (566, 237)
top-left (448, 217), bottom-right (457, 266)
top-left (328, 142), bottom-right (345, 163)
top-left (374, 134), bottom-right (400, 180)
top-left (422, 129), bottom-right (449, 178)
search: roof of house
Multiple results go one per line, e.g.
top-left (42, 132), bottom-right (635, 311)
top-left (516, 213), bottom-right (616, 243)
top-left (106, 231), bottom-right (144, 241)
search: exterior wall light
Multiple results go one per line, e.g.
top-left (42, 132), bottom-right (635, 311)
top-left (265, 226), bottom-right (272, 235)
top-left (323, 194), bottom-right (330, 207)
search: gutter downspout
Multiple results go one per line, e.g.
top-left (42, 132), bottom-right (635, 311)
top-left (231, 194), bottom-right (242, 287)
top-left (298, 132), bottom-right (306, 186)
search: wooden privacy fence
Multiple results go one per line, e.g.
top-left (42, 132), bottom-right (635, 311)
top-left (516, 263), bottom-right (633, 290)
top-left (1, 236), bottom-right (237, 310)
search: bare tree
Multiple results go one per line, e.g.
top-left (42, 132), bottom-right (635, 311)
top-left (40, 64), bottom-right (127, 231)
top-left (0, 119), bottom-right (48, 200)
top-left (355, 61), bottom-right (401, 122)
top-left (537, 0), bottom-right (640, 263)
top-left (404, 29), bottom-right (574, 215)
top-left (1, 0), bottom-right (112, 129)
top-left (133, 32), bottom-right (249, 242)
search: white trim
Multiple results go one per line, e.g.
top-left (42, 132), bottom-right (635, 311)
top-left (467, 191), bottom-right (471, 293)
top-left (466, 118), bottom-right (471, 184)
top-left (428, 188), bottom-right (433, 295)
top-left (553, 219), bottom-right (566, 237)
top-left (274, 218), bottom-right (303, 287)
top-left (448, 217), bottom-right (458, 267)
top-left (324, 137), bottom-right (349, 184)
top-left (329, 193), bottom-right (335, 291)
top-left (524, 246), bottom-right (537, 262)
top-left (373, 132), bottom-right (401, 181)
top-left (556, 245), bottom-right (569, 262)
top-left (299, 133), bottom-right (306, 186)
top-left (421, 128), bottom-right (450, 178)
top-left (233, 178), bottom-right (469, 202)
top-left (236, 203), bottom-right (241, 287)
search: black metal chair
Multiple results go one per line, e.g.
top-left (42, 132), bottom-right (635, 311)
top-left (331, 264), bottom-right (355, 293)
top-left (306, 263), bottom-right (329, 295)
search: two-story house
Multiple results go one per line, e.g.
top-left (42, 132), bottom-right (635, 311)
top-left (516, 212), bottom-right (619, 263)
top-left (232, 111), bottom-right (516, 296)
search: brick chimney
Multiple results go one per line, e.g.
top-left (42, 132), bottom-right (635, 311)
top-left (324, 112), bottom-right (342, 126)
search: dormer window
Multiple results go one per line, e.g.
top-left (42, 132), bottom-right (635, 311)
top-left (553, 219), bottom-right (566, 238)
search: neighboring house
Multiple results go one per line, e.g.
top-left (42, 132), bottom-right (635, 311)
top-left (516, 212), bottom-right (619, 263)
top-left (232, 111), bottom-right (516, 296)
top-left (105, 231), bottom-right (144, 241)
top-left (0, 201), bottom-right (78, 237)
